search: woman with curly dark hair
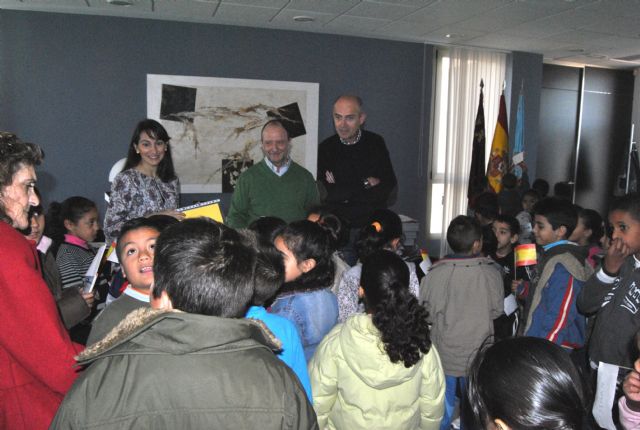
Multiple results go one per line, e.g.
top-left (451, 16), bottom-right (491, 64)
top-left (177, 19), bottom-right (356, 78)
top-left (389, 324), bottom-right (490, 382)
top-left (309, 250), bottom-right (445, 429)
top-left (0, 134), bottom-right (80, 429)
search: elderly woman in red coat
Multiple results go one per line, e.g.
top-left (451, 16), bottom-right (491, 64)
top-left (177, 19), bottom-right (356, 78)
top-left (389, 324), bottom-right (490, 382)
top-left (0, 133), bottom-right (80, 429)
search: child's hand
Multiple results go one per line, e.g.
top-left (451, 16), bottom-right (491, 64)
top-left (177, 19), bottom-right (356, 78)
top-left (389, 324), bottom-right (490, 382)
top-left (81, 291), bottom-right (95, 308)
top-left (623, 360), bottom-right (640, 411)
top-left (153, 210), bottom-right (185, 221)
top-left (603, 238), bottom-right (630, 276)
top-left (511, 279), bottom-right (522, 294)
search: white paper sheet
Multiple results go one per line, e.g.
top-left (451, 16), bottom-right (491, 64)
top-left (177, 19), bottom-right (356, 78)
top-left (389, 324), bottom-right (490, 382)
top-left (593, 362), bottom-right (619, 430)
top-left (503, 294), bottom-right (518, 316)
top-left (83, 244), bottom-right (107, 294)
top-left (512, 152), bottom-right (524, 164)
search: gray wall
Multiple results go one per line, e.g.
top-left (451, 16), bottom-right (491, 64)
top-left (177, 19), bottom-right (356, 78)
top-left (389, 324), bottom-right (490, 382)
top-left (507, 51), bottom-right (544, 182)
top-left (0, 10), bottom-right (433, 242)
top-left (2, 10), bottom-right (549, 247)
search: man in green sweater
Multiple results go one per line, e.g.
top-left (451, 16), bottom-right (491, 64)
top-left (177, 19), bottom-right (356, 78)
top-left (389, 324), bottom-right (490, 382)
top-left (227, 120), bottom-right (319, 228)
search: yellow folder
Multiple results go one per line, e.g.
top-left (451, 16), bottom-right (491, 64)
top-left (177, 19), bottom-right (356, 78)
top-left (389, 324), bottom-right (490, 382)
top-left (178, 200), bottom-right (224, 223)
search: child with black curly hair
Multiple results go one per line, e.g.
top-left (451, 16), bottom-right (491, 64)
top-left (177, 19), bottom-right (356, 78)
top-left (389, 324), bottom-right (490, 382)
top-left (309, 250), bottom-right (445, 429)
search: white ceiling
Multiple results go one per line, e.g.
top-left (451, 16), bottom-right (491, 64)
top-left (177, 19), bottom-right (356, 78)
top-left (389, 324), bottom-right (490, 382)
top-left (2, 0), bottom-right (640, 69)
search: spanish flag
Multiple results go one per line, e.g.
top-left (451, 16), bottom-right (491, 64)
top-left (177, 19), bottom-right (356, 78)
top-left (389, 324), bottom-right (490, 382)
top-left (515, 243), bottom-right (537, 267)
top-left (487, 90), bottom-right (508, 193)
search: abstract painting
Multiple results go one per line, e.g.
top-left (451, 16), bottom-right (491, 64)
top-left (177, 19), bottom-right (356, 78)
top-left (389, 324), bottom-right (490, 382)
top-left (147, 74), bottom-right (319, 193)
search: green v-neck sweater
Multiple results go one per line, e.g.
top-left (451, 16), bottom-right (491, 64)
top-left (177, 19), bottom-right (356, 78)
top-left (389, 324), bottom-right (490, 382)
top-left (226, 160), bottom-right (319, 228)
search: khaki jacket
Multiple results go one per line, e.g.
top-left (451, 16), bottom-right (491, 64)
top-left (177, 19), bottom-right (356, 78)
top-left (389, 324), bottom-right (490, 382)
top-left (420, 256), bottom-right (503, 376)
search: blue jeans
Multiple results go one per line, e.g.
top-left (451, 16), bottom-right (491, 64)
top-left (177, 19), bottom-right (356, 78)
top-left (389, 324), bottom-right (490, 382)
top-left (441, 375), bottom-right (467, 430)
top-left (271, 289), bottom-right (338, 361)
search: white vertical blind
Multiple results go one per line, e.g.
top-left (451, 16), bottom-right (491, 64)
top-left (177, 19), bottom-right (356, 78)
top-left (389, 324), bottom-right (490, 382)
top-left (428, 48), bottom-right (506, 257)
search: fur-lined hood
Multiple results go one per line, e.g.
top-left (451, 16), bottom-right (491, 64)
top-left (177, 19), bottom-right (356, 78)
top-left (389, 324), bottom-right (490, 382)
top-left (78, 307), bottom-right (282, 365)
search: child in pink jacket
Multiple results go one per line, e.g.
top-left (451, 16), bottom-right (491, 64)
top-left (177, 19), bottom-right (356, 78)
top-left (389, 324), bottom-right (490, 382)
top-left (621, 346), bottom-right (640, 430)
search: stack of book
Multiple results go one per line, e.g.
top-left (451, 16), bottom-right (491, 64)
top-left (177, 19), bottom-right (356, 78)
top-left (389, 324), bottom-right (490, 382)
top-left (399, 214), bottom-right (419, 248)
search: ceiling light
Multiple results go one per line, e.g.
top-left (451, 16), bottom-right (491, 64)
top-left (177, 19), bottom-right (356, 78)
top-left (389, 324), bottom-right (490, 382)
top-left (293, 16), bottom-right (314, 23)
top-left (107, 0), bottom-right (133, 5)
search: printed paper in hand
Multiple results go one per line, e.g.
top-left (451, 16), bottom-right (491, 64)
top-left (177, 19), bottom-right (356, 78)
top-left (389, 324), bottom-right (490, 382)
top-left (83, 243), bottom-right (107, 294)
top-left (504, 294), bottom-right (518, 316)
top-left (512, 152), bottom-right (524, 165)
top-left (592, 362), bottom-right (619, 430)
top-left (419, 249), bottom-right (432, 274)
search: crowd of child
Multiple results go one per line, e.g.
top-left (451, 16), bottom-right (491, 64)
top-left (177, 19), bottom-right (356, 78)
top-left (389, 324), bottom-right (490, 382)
top-left (4, 123), bottom-right (640, 430)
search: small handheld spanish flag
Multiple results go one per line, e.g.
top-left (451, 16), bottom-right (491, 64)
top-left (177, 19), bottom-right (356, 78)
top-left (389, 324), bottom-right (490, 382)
top-left (515, 243), bottom-right (537, 267)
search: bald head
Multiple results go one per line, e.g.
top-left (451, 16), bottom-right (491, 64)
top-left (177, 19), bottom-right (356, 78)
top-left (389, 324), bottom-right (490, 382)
top-left (261, 120), bottom-right (291, 167)
top-left (334, 95), bottom-right (363, 110)
top-left (333, 95), bottom-right (366, 143)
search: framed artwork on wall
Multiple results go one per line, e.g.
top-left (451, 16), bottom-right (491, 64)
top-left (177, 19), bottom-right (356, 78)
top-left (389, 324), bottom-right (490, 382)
top-left (147, 74), bottom-right (319, 193)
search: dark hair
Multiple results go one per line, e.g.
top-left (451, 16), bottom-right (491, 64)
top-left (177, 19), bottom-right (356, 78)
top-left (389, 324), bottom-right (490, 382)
top-left (0, 135), bottom-right (43, 224)
top-left (493, 214), bottom-right (520, 236)
top-left (115, 217), bottom-right (169, 262)
top-left (577, 208), bottom-right (604, 245)
top-left (361, 250), bottom-right (432, 368)
top-left (356, 209), bottom-right (403, 261)
top-left (473, 192), bottom-right (499, 221)
top-left (447, 215), bottom-right (482, 254)
top-left (307, 204), bottom-right (332, 219)
top-left (308, 206), bottom-right (348, 249)
top-left (46, 196), bottom-right (97, 245)
top-left (522, 189), bottom-right (541, 203)
top-left (151, 218), bottom-right (255, 317)
top-left (532, 178), bottom-right (550, 198)
top-left (533, 197), bottom-right (578, 238)
top-left (467, 337), bottom-right (588, 430)
top-left (554, 181), bottom-right (573, 201)
top-left (145, 214), bottom-right (180, 231)
top-left (610, 193), bottom-right (640, 222)
top-left (239, 229), bottom-right (285, 306)
top-left (248, 216), bottom-right (286, 246)
top-left (123, 119), bottom-right (176, 183)
top-left (278, 220), bottom-right (335, 291)
top-left (502, 173), bottom-right (517, 190)
top-left (261, 119), bottom-right (290, 141)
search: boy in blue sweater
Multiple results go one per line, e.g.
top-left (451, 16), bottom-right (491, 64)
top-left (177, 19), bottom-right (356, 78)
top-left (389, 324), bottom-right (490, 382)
top-left (519, 198), bottom-right (592, 348)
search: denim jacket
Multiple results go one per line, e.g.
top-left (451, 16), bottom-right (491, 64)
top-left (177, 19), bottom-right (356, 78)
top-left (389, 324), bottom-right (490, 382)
top-left (271, 289), bottom-right (338, 361)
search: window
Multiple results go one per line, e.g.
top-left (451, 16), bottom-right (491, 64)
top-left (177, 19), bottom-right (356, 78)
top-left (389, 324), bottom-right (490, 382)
top-left (426, 48), bottom-right (506, 256)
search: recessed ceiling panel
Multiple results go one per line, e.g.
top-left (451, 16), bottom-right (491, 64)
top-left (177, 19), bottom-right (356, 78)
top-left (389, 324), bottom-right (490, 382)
top-left (325, 15), bottom-right (392, 33)
top-left (155, 0), bottom-right (218, 18)
top-left (346, 1), bottom-right (419, 20)
top-left (214, 3), bottom-right (279, 22)
top-left (285, 0), bottom-right (358, 15)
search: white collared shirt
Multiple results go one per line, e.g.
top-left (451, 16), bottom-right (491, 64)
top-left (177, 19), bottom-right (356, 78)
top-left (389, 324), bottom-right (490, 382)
top-left (123, 286), bottom-right (150, 303)
top-left (264, 157), bottom-right (291, 177)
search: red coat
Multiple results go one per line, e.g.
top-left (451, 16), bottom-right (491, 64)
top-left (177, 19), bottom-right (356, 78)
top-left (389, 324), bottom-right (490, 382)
top-left (0, 221), bottom-right (81, 429)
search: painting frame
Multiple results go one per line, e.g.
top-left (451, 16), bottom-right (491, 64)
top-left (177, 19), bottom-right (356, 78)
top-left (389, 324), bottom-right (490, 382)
top-left (147, 74), bottom-right (319, 193)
